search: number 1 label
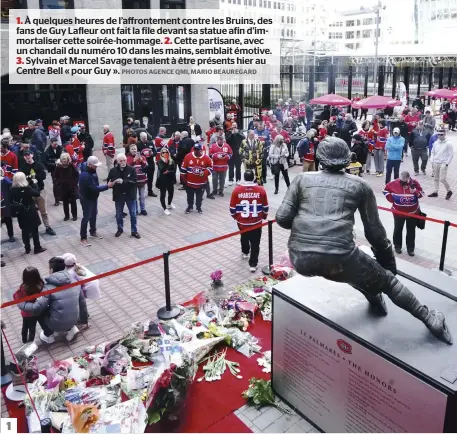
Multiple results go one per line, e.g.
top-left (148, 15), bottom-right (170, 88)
top-left (1, 418), bottom-right (17, 434)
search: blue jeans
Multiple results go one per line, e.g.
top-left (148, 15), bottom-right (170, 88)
top-left (136, 185), bottom-right (146, 213)
top-left (385, 159), bottom-right (401, 184)
top-left (115, 199), bottom-right (137, 233)
top-left (80, 198), bottom-right (97, 240)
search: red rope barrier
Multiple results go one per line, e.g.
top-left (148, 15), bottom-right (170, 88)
top-left (2, 328), bottom-right (41, 424)
top-left (2, 203), bottom-right (455, 310)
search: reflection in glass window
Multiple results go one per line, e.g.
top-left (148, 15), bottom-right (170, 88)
top-left (40, 0), bottom-right (74, 9)
top-left (122, 86), bottom-right (135, 113)
top-left (177, 86), bottom-right (185, 122)
top-left (162, 85), bottom-right (169, 122)
top-left (1, 0), bottom-right (27, 22)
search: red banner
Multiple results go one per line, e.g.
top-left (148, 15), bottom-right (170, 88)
top-left (18, 124), bottom-right (28, 136)
top-left (73, 120), bottom-right (86, 128)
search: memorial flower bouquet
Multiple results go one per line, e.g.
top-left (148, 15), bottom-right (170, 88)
top-left (242, 378), bottom-right (292, 414)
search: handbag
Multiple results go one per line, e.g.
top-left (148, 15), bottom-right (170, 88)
top-left (416, 210), bottom-right (426, 230)
top-left (270, 162), bottom-right (281, 175)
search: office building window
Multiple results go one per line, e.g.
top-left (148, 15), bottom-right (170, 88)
top-left (346, 31), bottom-right (355, 39)
top-left (1, 0), bottom-right (27, 22)
top-left (363, 17), bottom-right (373, 25)
top-left (160, 0), bottom-right (185, 8)
top-left (362, 29), bottom-right (371, 38)
top-left (345, 43), bottom-right (354, 49)
top-left (346, 20), bottom-right (354, 27)
top-left (122, 0), bottom-right (150, 8)
top-left (40, 0), bottom-right (73, 8)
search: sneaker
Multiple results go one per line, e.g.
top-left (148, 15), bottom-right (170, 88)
top-left (65, 326), bottom-right (79, 342)
top-left (197, 209), bottom-right (203, 214)
top-left (115, 229), bottom-right (123, 237)
top-left (45, 227), bottom-right (56, 236)
top-left (80, 239), bottom-right (91, 247)
top-left (242, 253), bottom-right (249, 259)
top-left (207, 194), bottom-right (215, 200)
top-left (122, 212), bottom-right (127, 218)
top-left (445, 191), bottom-right (453, 200)
top-left (8, 236), bottom-right (15, 243)
top-left (148, 191), bottom-right (158, 197)
top-left (185, 208), bottom-right (192, 214)
top-left (414, 172), bottom-right (419, 176)
top-left (236, 181), bottom-right (242, 185)
top-left (167, 203), bottom-right (176, 210)
top-left (376, 173), bottom-right (383, 177)
top-left (366, 170), bottom-right (370, 174)
top-left (422, 170), bottom-right (426, 175)
top-left (40, 331), bottom-right (55, 344)
top-left (229, 181), bottom-right (233, 186)
top-left (249, 266), bottom-right (258, 273)
top-left (90, 232), bottom-right (103, 239)
top-left (371, 172), bottom-right (377, 175)
top-left (131, 232), bottom-right (141, 239)
top-left (164, 209), bottom-right (171, 216)
top-left (64, 216), bottom-right (70, 221)
top-left (34, 247), bottom-right (47, 254)
top-left (428, 192), bottom-right (438, 198)
top-left (140, 210), bottom-right (148, 216)
top-left (219, 192), bottom-right (224, 197)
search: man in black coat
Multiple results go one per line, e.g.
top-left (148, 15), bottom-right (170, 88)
top-left (177, 131), bottom-right (195, 190)
top-left (21, 151), bottom-right (56, 235)
top-left (136, 132), bottom-right (157, 197)
top-left (340, 114), bottom-right (358, 146)
top-left (43, 137), bottom-right (63, 205)
top-left (77, 125), bottom-right (94, 161)
top-left (107, 153), bottom-right (140, 239)
top-left (132, 120), bottom-right (152, 140)
top-left (226, 123), bottom-right (245, 185)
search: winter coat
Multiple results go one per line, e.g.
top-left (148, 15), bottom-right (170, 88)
top-left (14, 283), bottom-right (44, 317)
top-left (61, 124), bottom-right (73, 144)
top-left (31, 128), bottom-right (47, 153)
top-left (132, 126), bottom-right (152, 141)
top-left (385, 136), bottom-right (405, 161)
top-left (350, 141), bottom-right (369, 165)
top-left (187, 123), bottom-right (203, 139)
top-left (48, 127), bottom-right (62, 147)
top-left (54, 164), bottom-right (79, 201)
top-left (156, 159), bottom-right (177, 188)
top-left (18, 270), bottom-right (80, 333)
top-left (77, 131), bottom-right (94, 161)
top-left (107, 164), bottom-right (137, 202)
top-left (21, 161), bottom-right (47, 191)
top-left (410, 129), bottom-right (431, 150)
top-left (11, 185), bottom-right (42, 231)
top-left (227, 131), bottom-right (245, 157)
top-left (79, 170), bottom-right (108, 201)
top-left (268, 143), bottom-right (289, 167)
top-left (177, 138), bottom-right (195, 161)
top-left (43, 146), bottom-right (63, 173)
top-left (422, 115), bottom-right (436, 135)
top-left (1, 177), bottom-right (13, 218)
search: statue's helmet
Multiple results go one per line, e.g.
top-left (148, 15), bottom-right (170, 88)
top-left (316, 137), bottom-right (351, 170)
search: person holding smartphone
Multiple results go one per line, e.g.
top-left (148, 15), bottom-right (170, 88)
top-left (383, 171), bottom-right (424, 257)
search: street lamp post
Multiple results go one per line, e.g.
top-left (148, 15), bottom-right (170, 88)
top-left (373, 0), bottom-right (381, 95)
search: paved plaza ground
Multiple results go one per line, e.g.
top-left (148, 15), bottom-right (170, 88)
top-left (1, 129), bottom-right (456, 427)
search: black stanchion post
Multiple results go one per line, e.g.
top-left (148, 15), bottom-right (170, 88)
top-left (262, 220), bottom-right (274, 276)
top-left (157, 251), bottom-right (181, 320)
top-left (438, 221), bottom-right (452, 276)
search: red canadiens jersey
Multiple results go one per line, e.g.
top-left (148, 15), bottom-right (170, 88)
top-left (298, 103), bottom-right (306, 116)
top-left (375, 127), bottom-right (389, 149)
top-left (127, 155), bottom-right (148, 184)
top-left (154, 136), bottom-right (168, 162)
top-left (0, 151), bottom-right (18, 179)
top-left (230, 182), bottom-right (269, 227)
top-left (181, 152), bottom-right (213, 188)
top-left (71, 136), bottom-right (84, 164)
top-left (64, 143), bottom-right (78, 167)
top-left (102, 132), bottom-right (115, 157)
top-left (270, 130), bottom-right (291, 144)
top-left (209, 143), bottom-right (233, 172)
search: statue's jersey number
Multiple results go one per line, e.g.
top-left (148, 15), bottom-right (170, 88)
top-left (303, 188), bottom-right (345, 220)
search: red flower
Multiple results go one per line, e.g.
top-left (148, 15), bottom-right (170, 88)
top-left (159, 369), bottom-right (173, 388)
top-left (196, 322), bottom-right (202, 327)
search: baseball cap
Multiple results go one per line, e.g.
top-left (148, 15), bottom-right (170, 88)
top-left (35, 119), bottom-right (43, 124)
top-left (50, 137), bottom-right (59, 142)
top-left (194, 143), bottom-right (202, 150)
top-left (71, 126), bottom-right (79, 134)
top-left (353, 134), bottom-right (363, 141)
top-left (437, 128), bottom-right (445, 135)
top-left (87, 156), bottom-right (102, 167)
top-left (393, 127), bottom-right (400, 134)
top-left (23, 150), bottom-right (32, 156)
